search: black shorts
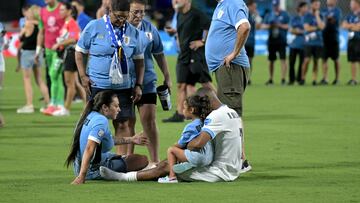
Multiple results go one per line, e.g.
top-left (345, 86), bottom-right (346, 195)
top-left (268, 44), bottom-right (286, 61)
top-left (176, 62), bottom-right (212, 85)
top-left (347, 39), bottom-right (360, 62)
top-left (90, 87), bottom-right (135, 121)
top-left (322, 40), bottom-right (339, 60)
top-left (304, 45), bottom-right (322, 59)
top-left (135, 93), bottom-right (157, 105)
top-left (63, 47), bottom-right (78, 72)
top-left (245, 45), bottom-right (255, 58)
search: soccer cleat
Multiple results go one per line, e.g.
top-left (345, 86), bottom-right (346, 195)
top-left (16, 105), bottom-right (34, 114)
top-left (312, 80), bottom-right (317, 86)
top-left (158, 176), bottom-right (178, 183)
top-left (42, 106), bottom-right (58, 116)
top-left (332, 80), bottom-right (339, 85)
top-left (52, 107), bottom-right (70, 116)
top-left (265, 79), bottom-right (273, 86)
top-left (162, 111), bottom-right (185, 122)
top-left (298, 80), bottom-right (305, 86)
top-left (173, 162), bottom-right (194, 174)
top-left (239, 159), bottom-right (252, 174)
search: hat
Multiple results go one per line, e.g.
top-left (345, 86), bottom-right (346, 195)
top-left (272, 0), bottom-right (280, 6)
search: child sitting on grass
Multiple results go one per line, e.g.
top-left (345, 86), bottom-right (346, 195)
top-left (158, 95), bottom-right (214, 183)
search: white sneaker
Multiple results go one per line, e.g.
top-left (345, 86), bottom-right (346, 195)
top-left (16, 105), bottom-right (35, 114)
top-left (158, 176), bottom-right (178, 183)
top-left (239, 160), bottom-right (252, 174)
top-left (52, 107), bottom-right (70, 116)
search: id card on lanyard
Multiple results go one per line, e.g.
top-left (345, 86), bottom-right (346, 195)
top-left (103, 15), bottom-right (129, 85)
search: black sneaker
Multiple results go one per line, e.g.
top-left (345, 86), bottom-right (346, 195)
top-left (239, 159), bottom-right (252, 174)
top-left (162, 111), bottom-right (185, 123)
top-left (332, 79), bottom-right (339, 85)
top-left (299, 80), bottom-right (305, 86)
top-left (347, 80), bottom-right (358, 86)
top-left (320, 79), bottom-right (328, 85)
top-left (265, 79), bottom-right (273, 86)
top-left (312, 80), bottom-right (317, 86)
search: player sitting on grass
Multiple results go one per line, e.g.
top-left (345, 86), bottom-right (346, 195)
top-left (158, 95), bottom-right (214, 183)
top-left (65, 90), bottom-right (149, 184)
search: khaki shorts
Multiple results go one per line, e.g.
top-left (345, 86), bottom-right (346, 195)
top-left (215, 63), bottom-right (250, 117)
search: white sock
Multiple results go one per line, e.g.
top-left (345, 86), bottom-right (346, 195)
top-left (125, 171), bottom-right (137, 182)
top-left (100, 166), bottom-right (137, 182)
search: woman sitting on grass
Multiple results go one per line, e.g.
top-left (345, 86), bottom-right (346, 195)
top-left (66, 90), bottom-right (149, 184)
top-left (158, 95), bottom-right (214, 183)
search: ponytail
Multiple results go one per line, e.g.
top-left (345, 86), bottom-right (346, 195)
top-left (65, 90), bottom-right (117, 168)
top-left (65, 100), bottom-right (94, 168)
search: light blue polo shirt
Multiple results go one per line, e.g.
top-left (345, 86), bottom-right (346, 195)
top-left (76, 19), bottom-right (146, 90)
top-left (289, 15), bottom-right (305, 50)
top-left (177, 118), bottom-right (203, 148)
top-left (137, 19), bottom-right (164, 94)
top-left (205, 0), bottom-right (250, 72)
top-left (303, 12), bottom-right (324, 47)
top-left (78, 111), bottom-right (114, 162)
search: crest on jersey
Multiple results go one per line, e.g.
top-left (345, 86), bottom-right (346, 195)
top-left (145, 32), bottom-right (153, 41)
top-left (124, 36), bottom-right (130, 45)
top-left (98, 129), bottom-right (105, 137)
top-left (47, 16), bottom-right (56, 27)
top-left (217, 10), bottom-right (224, 19)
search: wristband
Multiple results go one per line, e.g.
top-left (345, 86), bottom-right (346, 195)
top-left (35, 46), bottom-right (42, 55)
top-left (135, 83), bottom-right (143, 90)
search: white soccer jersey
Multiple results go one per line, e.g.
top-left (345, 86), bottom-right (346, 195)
top-left (178, 105), bottom-right (243, 182)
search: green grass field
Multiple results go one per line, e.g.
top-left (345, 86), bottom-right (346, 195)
top-left (0, 55), bottom-right (359, 202)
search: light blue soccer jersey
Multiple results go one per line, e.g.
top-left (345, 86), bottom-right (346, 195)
top-left (303, 12), bottom-right (324, 47)
top-left (76, 19), bottom-right (146, 89)
top-left (137, 19), bottom-right (164, 94)
top-left (205, 0), bottom-right (250, 72)
top-left (177, 118), bottom-right (203, 148)
top-left (289, 15), bottom-right (305, 49)
top-left (78, 111), bottom-right (114, 162)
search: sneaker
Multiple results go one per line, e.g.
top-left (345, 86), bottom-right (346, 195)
top-left (265, 79), bottom-right (273, 86)
top-left (319, 79), bottom-right (328, 85)
top-left (239, 159), bottom-right (252, 174)
top-left (52, 107), bottom-right (70, 116)
top-left (173, 162), bottom-right (194, 174)
top-left (16, 105), bottom-right (34, 114)
top-left (162, 111), bottom-right (185, 123)
top-left (158, 176), bottom-right (178, 183)
top-left (298, 80), bottom-right (305, 86)
top-left (332, 79), bottom-right (339, 85)
top-left (312, 80), bottom-right (317, 86)
top-left (42, 105), bottom-right (58, 116)
top-left (281, 79), bottom-right (286, 86)
top-left (347, 80), bottom-right (358, 86)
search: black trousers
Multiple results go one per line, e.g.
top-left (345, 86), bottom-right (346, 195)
top-left (289, 48), bottom-right (304, 83)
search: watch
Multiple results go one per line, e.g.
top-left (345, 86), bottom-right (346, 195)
top-left (135, 83), bottom-right (143, 90)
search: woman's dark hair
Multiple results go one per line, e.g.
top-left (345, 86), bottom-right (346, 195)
top-left (63, 2), bottom-right (78, 19)
top-left (65, 90), bottom-right (117, 168)
top-left (111, 0), bottom-right (130, 12)
top-left (185, 95), bottom-right (212, 122)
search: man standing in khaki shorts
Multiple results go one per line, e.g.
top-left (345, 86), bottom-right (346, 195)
top-left (205, 0), bottom-right (251, 172)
